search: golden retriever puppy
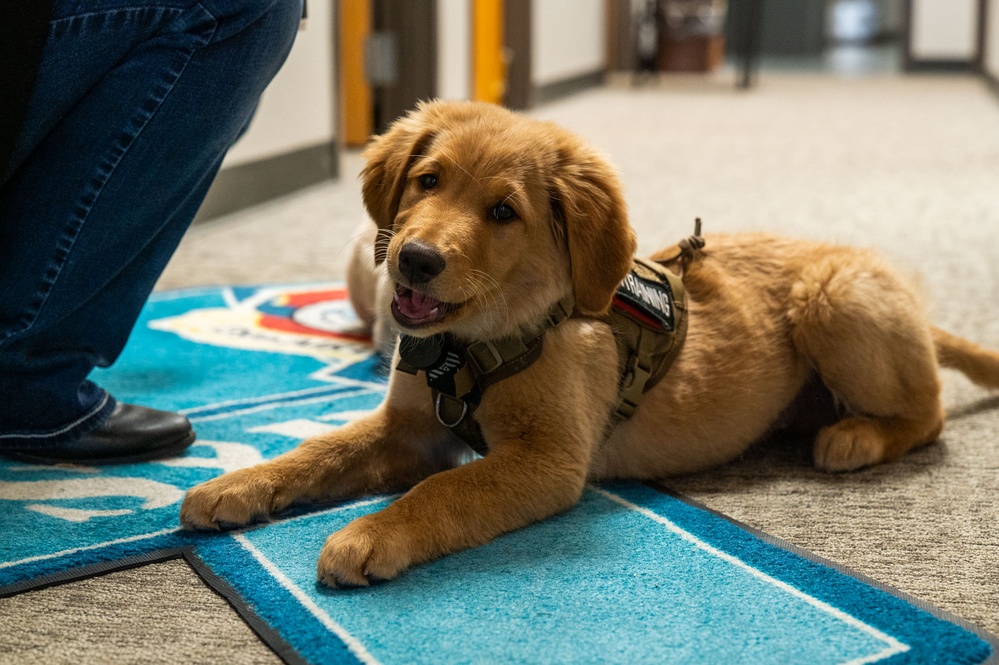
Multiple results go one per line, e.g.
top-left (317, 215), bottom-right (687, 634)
top-left (181, 100), bottom-right (999, 587)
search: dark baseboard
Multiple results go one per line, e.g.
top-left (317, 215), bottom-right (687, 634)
top-left (905, 58), bottom-right (976, 73)
top-left (195, 140), bottom-right (338, 223)
top-left (987, 70), bottom-right (999, 98)
top-left (533, 70), bottom-right (605, 106)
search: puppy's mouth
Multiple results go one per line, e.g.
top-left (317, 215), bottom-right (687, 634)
top-left (391, 284), bottom-right (463, 329)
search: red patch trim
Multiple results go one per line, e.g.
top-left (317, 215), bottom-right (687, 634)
top-left (612, 297), bottom-right (665, 331)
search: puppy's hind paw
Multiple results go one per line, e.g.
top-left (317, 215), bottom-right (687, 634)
top-left (814, 418), bottom-right (884, 472)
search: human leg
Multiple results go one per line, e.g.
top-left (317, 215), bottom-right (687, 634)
top-left (0, 0), bottom-right (304, 458)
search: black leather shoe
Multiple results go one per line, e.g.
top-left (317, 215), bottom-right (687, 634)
top-left (1, 402), bottom-right (195, 465)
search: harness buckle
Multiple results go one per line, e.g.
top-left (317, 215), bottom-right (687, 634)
top-left (467, 341), bottom-right (505, 375)
top-left (547, 296), bottom-right (573, 327)
top-left (617, 355), bottom-right (652, 421)
top-left (622, 355), bottom-right (653, 390)
top-left (615, 397), bottom-right (639, 420)
top-left (435, 393), bottom-right (469, 428)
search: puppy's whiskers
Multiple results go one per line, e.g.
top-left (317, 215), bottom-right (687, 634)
top-left (438, 147), bottom-right (479, 186)
top-left (374, 227), bottom-right (397, 261)
top-left (498, 182), bottom-right (525, 209)
top-left (467, 268), bottom-right (510, 333)
top-left (332, 228), bottom-right (382, 266)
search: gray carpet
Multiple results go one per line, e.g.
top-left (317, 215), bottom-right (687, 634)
top-left (4, 72), bottom-right (998, 662)
top-left (0, 560), bottom-right (281, 665)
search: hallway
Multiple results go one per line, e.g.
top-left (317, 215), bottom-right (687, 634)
top-left (161, 70), bottom-right (999, 633)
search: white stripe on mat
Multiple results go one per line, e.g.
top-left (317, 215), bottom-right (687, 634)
top-left (590, 487), bottom-right (909, 665)
top-left (0, 527), bottom-right (179, 570)
top-left (234, 532), bottom-right (382, 665)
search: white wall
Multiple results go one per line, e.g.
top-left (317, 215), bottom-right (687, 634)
top-left (437, 0), bottom-right (472, 100)
top-left (532, 0), bottom-right (606, 87)
top-left (987, 0), bottom-right (999, 78)
top-left (909, 0), bottom-right (978, 61)
top-left (223, 2), bottom-right (335, 167)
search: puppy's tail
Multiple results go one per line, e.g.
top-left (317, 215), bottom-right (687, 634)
top-left (933, 327), bottom-right (999, 389)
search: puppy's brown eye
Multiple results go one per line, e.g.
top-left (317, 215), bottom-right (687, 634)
top-left (491, 204), bottom-right (516, 222)
top-left (418, 174), bottom-right (438, 190)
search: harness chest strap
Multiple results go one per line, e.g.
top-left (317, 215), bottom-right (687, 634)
top-left (607, 260), bottom-right (688, 424)
top-left (396, 295), bottom-right (575, 456)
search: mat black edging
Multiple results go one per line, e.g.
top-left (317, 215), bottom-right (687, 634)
top-left (646, 481), bottom-right (999, 664)
top-left (183, 550), bottom-right (309, 665)
top-left (0, 547), bottom-right (305, 665)
top-left (0, 547), bottom-right (188, 599)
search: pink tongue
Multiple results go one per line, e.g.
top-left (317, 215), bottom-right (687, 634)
top-left (397, 289), bottom-right (441, 319)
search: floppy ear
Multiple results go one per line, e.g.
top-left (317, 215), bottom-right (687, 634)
top-left (550, 143), bottom-right (637, 316)
top-left (360, 106), bottom-right (437, 264)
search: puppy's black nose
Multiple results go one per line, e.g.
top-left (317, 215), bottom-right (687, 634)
top-left (398, 241), bottom-right (446, 284)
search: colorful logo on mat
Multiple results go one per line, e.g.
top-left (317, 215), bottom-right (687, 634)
top-left (150, 285), bottom-right (372, 372)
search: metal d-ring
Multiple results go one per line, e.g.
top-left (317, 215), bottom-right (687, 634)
top-left (435, 393), bottom-right (468, 428)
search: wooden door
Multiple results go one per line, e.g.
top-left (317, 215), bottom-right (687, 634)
top-left (339, 0), bottom-right (438, 143)
top-left (373, 0), bottom-right (437, 133)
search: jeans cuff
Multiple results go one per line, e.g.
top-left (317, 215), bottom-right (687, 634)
top-left (0, 391), bottom-right (117, 450)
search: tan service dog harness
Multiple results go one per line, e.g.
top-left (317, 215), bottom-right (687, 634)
top-left (396, 230), bottom-right (702, 456)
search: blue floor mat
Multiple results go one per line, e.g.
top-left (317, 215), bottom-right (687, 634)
top-left (1, 284), bottom-right (994, 664)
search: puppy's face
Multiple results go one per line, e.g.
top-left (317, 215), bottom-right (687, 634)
top-left (383, 116), bottom-right (569, 340)
top-left (361, 101), bottom-right (636, 341)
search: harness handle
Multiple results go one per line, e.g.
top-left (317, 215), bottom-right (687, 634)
top-left (664, 218), bottom-right (706, 277)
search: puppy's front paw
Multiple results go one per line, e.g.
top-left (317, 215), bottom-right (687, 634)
top-left (180, 468), bottom-right (283, 530)
top-left (814, 419), bottom-right (883, 472)
top-left (317, 515), bottom-right (414, 588)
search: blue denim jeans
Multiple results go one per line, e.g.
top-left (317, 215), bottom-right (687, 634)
top-left (0, 0), bottom-right (303, 448)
